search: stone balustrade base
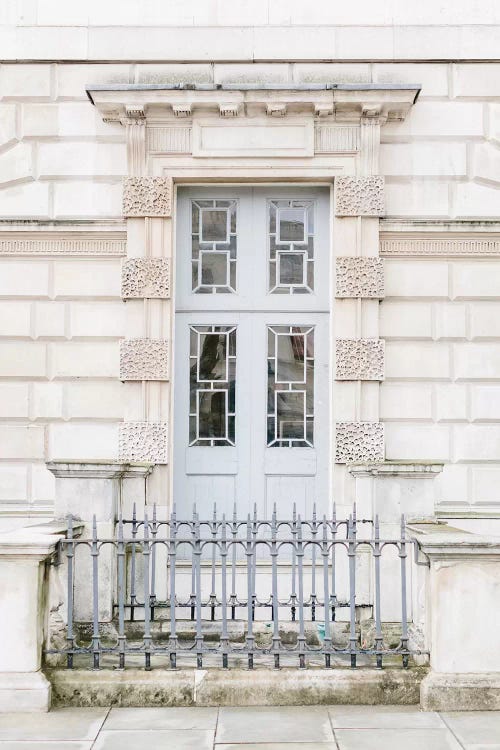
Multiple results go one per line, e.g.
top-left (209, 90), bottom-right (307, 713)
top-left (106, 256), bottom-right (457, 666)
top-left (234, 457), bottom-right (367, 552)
top-left (0, 671), bottom-right (51, 712)
top-left (420, 672), bottom-right (500, 711)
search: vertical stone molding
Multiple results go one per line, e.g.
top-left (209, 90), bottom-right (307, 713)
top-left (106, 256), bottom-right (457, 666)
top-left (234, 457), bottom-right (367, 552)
top-left (124, 106), bottom-right (146, 176)
top-left (336, 257), bottom-right (385, 298)
top-left (335, 176), bottom-right (385, 217)
top-left (119, 338), bottom-right (169, 381)
top-left (360, 116), bottom-right (382, 175)
top-left (335, 422), bottom-right (385, 463)
top-left (122, 176), bottom-right (173, 217)
top-left (121, 258), bottom-right (170, 299)
top-left (336, 339), bottom-right (385, 381)
top-left (119, 422), bottom-right (168, 463)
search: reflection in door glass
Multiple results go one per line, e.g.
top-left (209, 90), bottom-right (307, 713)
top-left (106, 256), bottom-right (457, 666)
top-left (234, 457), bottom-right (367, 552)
top-left (268, 200), bottom-right (314, 294)
top-left (189, 325), bottom-right (236, 446)
top-left (191, 200), bottom-right (237, 294)
top-left (267, 325), bottom-right (314, 447)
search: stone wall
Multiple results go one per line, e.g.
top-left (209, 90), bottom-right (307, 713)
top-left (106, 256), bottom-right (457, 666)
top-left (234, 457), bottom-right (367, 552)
top-left (0, 7), bottom-right (500, 519)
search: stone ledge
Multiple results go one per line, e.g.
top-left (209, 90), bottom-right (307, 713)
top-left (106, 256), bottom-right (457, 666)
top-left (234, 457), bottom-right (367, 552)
top-left (420, 672), bottom-right (500, 711)
top-left (348, 462), bottom-right (443, 478)
top-left (47, 667), bottom-right (426, 708)
top-left (0, 671), bottom-right (51, 713)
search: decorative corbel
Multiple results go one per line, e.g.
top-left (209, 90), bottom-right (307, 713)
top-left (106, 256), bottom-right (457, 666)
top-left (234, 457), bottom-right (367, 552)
top-left (123, 105), bottom-right (146, 176)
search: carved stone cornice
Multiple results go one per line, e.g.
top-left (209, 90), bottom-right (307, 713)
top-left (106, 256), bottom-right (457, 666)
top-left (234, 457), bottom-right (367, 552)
top-left (87, 84), bottom-right (420, 125)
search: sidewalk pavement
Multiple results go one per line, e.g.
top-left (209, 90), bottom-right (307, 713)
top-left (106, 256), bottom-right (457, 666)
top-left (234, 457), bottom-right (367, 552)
top-left (0, 705), bottom-right (498, 749)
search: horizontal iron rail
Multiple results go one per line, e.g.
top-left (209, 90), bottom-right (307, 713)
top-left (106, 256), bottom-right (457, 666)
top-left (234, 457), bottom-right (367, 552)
top-left (47, 503), bottom-right (424, 671)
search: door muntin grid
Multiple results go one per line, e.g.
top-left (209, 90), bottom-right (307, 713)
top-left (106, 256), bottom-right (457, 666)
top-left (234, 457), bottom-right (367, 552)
top-left (191, 200), bottom-right (237, 294)
top-left (267, 325), bottom-right (314, 447)
top-left (189, 325), bottom-right (236, 446)
top-left (268, 200), bottom-right (314, 295)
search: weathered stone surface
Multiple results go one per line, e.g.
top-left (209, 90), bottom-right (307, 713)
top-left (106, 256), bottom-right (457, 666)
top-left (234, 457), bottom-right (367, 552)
top-left (335, 177), bottom-right (385, 217)
top-left (336, 257), bottom-right (385, 298)
top-left (118, 422), bottom-right (167, 463)
top-left (420, 672), bottom-right (500, 711)
top-left (122, 177), bottom-right (172, 217)
top-left (47, 667), bottom-right (425, 707)
top-left (335, 422), bottom-right (385, 463)
top-left (121, 258), bottom-right (170, 299)
top-left (336, 339), bottom-right (385, 380)
top-left (119, 339), bottom-right (169, 381)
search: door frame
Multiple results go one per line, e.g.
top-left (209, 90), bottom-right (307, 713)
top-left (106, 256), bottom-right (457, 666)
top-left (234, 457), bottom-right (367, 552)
top-left (169, 180), bottom-right (336, 514)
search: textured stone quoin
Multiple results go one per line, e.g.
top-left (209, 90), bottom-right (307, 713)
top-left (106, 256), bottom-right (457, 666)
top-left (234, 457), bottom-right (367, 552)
top-left (335, 422), bottom-right (385, 463)
top-left (119, 339), bottom-right (169, 381)
top-left (336, 339), bottom-right (385, 380)
top-left (121, 258), bottom-right (170, 299)
top-left (122, 176), bottom-right (172, 217)
top-left (336, 257), bottom-right (385, 298)
top-left (118, 422), bottom-right (168, 463)
top-left (335, 176), bottom-right (385, 217)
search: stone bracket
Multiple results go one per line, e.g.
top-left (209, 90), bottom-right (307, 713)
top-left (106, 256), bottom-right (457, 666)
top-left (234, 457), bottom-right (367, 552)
top-left (119, 339), bottom-right (169, 381)
top-left (335, 422), bottom-right (385, 464)
top-left (122, 176), bottom-right (172, 217)
top-left (335, 176), bottom-right (385, 217)
top-left (336, 339), bottom-right (385, 380)
top-left (336, 257), bottom-right (385, 299)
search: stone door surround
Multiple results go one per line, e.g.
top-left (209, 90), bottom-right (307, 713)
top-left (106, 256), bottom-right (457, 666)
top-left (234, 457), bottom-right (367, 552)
top-left (87, 82), bottom-right (420, 501)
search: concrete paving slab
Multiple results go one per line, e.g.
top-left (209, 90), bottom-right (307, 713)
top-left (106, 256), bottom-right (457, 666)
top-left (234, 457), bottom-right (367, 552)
top-left (442, 712), bottom-right (500, 745)
top-left (0, 744), bottom-right (92, 750)
top-left (0, 708), bottom-right (108, 741)
top-left (329, 704), bottom-right (446, 728)
top-left (335, 728), bottom-right (463, 750)
top-left (216, 745), bottom-right (339, 750)
top-left (216, 706), bottom-right (334, 744)
top-left (92, 729), bottom-right (215, 750)
top-left (104, 706), bottom-right (218, 730)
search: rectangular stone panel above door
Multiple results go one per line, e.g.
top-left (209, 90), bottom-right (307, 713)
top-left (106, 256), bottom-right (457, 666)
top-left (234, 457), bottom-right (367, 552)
top-left (335, 422), bottom-right (385, 463)
top-left (336, 339), bottom-right (385, 380)
top-left (335, 176), bottom-right (385, 217)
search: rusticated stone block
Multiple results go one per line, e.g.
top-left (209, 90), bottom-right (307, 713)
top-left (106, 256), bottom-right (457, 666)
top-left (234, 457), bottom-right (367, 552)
top-left (118, 422), bottom-right (168, 463)
top-left (335, 422), bottom-right (385, 463)
top-left (122, 176), bottom-right (172, 217)
top-left (335, 176), bottom-right (385, 217)
top-left (336, 257), bottom-right (384, 298)
top-left (336, 339), bottom-right (385, 380)
top-left (121, 258), bottom-right (170, 299)
top-left (119, 339), bottom-right (169, 381)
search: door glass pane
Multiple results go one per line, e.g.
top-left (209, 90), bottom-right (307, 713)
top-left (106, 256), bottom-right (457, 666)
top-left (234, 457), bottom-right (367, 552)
top-left (268, 325), bottom-right (314, 447)
top-left (268, 200), bottom-right (314, 294)
top-left (192, 200), bottom-right (237, 294)
top-left (190, 325), bottom-right (236, 446)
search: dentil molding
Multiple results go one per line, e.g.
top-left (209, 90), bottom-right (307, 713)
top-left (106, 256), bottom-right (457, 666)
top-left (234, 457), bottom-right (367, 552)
top-left (121, 258), bottom-right (170, 299)
top-left (336, 257), bottom-right (385, 298)
top-left (335, 422), bottom-right (385, 464)
top-left (336, 339), bottom-right (385, 381)
top-left (118, 422), bottom-right (168, 463)
top-left (119, 339), bottom-right (169, 381)
top-left (335, 176), bottom-right (385, 217)
top-left (122, 177), bottom-right (173, 218)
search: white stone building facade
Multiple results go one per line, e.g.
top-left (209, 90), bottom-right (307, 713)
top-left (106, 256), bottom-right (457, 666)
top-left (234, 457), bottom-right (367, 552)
top-left (2, 0), bottom-right (500, 714)
top-left (1, 3), bottom-right (500, 531)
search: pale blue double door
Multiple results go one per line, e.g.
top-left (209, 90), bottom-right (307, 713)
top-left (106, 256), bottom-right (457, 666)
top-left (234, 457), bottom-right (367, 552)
top-left (173, 186), bottom-right (330, 519)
